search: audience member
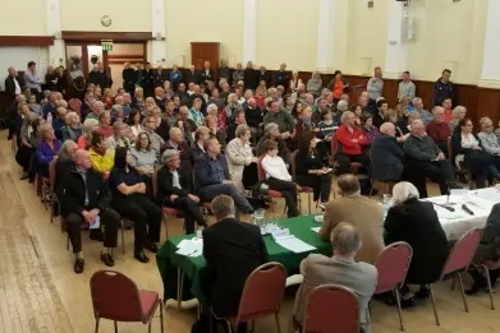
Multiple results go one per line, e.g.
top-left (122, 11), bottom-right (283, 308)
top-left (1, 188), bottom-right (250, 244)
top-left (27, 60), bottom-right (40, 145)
top-left (37, 124), bottom-right (62, 178)
top-left (24, 61), bottom-right (42, 101)
top-left (403, 119), bottom-right (456, 195)
top-left (263, 100), bottom-right (295, 137)
top-left (201, 195), bottom-right (268, 333)
top-left (367, 66), bottom-right (384, 112)
top-left (127, 109), bottom-right (143, 137)
top-left (60, 149), bottom-right (120, 273)
top-left (256, 123), bottom-right (290, 164)
top-left (130, 132), bottom-right (158, 177)
top-left (292, 222), bottom-right (377, 333)
top-left (329, 70), bottom-right (349, 101)
top-left (189, 98), bottom-right (205, 127)
top-left (78, 118), bottom-right (99, 149)
top-left (143, 115), bottom-right (166, 159)
top-left (478, 117), bottom-right (500, 158)
top-left (289, 70), bottom-right (302, 93)
top-left (54, 140), bottom-right (78, 199)
top-left (109, 147), bottom-right (161, 263)
top-left (165, 127), bottom-right (195, 172)
top-left (411, 97), bottom-right (433, 124)
top-left (335, 111), bottom-right (370, 175)
top-left (433, 69), bottom-right (456, 106)
top-left (226, 124), bottom-right (258, 190)
top-left (17, 114), bottom-right (40, 180)
top-left (86, 101), bottom-right (104, 123)
top-left (275, 63), bottom-right (289, 88)
top-left (361, 114), bottom-right (380, 145)
top-left (97, 110), bottom-right (113, 138)
top-left (371, 123), bottom-right (404, 182)
top-left (398, 71), bottom-right (416, 102)
top-left (62, 112), bottom-right (83, 142)
top-left (384, 182), bottom-right (448, 305)
top-left (306, 71), bottom-right (323, 97)
top-left (321, 174), bottom-right (384, 263)
top-left (449, 105), bottom-right (467, 133)
top-left (426, 106), bottom-right (451, 155)
top-left (88, 131), bottom-right (114, 175)
top-left (373, 99), bottom-right (388, 129)
top-left (226, 109), bottom-right (246, 143)
top-left (194, 137), bottom-right (254, 214)
top-left (442, 98), bottom-right (453, 123)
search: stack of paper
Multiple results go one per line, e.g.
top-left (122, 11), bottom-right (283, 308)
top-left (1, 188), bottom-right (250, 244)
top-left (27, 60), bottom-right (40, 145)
top-left (274, 235), bottom-right (316, 253)
top-left (311, 227), bottom-right (321, 233)
top-left (176, 239), bottom-right (203, 257)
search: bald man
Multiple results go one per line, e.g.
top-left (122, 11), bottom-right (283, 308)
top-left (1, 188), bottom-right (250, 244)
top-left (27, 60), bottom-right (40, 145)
top-left (371, 122), bottom-right (404, 182)
top-left (60, 149), bottom-right (120, 273)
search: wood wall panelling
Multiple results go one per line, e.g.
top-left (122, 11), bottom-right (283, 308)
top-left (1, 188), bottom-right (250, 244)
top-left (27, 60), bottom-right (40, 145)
top-left (61, 31), bottom-right (152, 42)
top-left (0, 36), bottom-right (54, 46)
top-left (476, 88), bottom-right (500, 125)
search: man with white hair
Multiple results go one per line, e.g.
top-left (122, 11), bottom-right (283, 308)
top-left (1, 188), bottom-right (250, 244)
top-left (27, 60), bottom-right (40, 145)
top-left (45, 65), bottom-right (59, 92)
top-left (85, 100), bottom-right (104, 123)
top-left (293, 222), bottom-right (377, 333)
top-left (274, 63), bottom-right (289, 87)
top-left (371, 122), bottom-right (404, 182)
top-left (412, 97), bottom-right (433, 124)
top-left (403, 119), bottom-right (456, 195)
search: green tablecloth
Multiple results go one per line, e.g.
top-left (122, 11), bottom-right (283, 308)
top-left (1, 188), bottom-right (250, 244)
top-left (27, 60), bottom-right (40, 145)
top-left (156, 215), bottom-right (332, 302)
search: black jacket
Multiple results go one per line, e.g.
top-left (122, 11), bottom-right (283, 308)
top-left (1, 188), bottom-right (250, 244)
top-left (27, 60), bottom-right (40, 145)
top-left (45, 72), bottom-right (59, 91)
top-left (451, 132), bottom-right (491, 175)
top-left (384, 199), bottom-right (448, 284)
top-left (154, 70), bottom-right (169, 88)
top-left (370, 134), bottom-right (404, 181)
top-left (156, 166), bottom-right (193, 205)
top-left (5, 75), bottom-right (23, 103)
top-left (200, 68), bottom-right (214, 83)
top-left (201, 218), bottom-right (268, 317)
top-left (244, 106), bottom-right (263, 128)
top-left (274, 70), bottom-right (289, 88)
top-left (186, 70), bottom-right (201, 85)
top-left (60, 167), bottom-right (111, 216)
top-left (122, 68), bottom-right (137, 88)
top-left (243, 68), bottom-right (259, 90)
top-left (54, 157), bottom-right (75, 200)
top-left (258, 71), bottom-right (272, 87)
top-left (474, 203), bottom-right (500, 264)
top-left (88, 70), bottom-right (106, 88)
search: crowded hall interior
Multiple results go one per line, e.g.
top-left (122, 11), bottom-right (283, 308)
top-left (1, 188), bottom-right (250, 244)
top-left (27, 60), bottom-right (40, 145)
top-left (3, 0), bottom-right (500, 332)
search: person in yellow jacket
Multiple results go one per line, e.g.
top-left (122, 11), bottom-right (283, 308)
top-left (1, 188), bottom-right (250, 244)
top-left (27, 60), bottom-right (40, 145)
top-left (89, 131), bottom-right (114, 177)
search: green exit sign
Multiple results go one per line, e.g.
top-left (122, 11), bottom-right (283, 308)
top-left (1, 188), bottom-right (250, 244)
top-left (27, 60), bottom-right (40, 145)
top-left (102, 44), bottom-right (113, 51)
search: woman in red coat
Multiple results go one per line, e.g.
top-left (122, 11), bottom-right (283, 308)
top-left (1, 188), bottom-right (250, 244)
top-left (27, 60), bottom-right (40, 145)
top-left (335, 111), bottom-right (370, 175)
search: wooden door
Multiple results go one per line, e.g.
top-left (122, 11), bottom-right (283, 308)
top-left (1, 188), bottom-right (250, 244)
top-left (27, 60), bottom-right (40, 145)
top-left (191, 42), bottom-right (220, 81)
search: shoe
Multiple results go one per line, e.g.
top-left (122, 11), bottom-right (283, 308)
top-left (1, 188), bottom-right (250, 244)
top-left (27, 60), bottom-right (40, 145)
top-left (400, 296), bottom-right (416, 308)
top-left (146, 242), bottom-right (159, 253)
top-left (415, 287), bottom-right (431, 299)
top-left (74, 259), bottom-right (85, 274)
top-left (465, 283), bottom-right (486, 295)
top-left (89, 229), bottom-right (104, 242)
top-left (100, 252), bottom-right (115, 267)
top-left (134, 250), bottom-right (150, 263)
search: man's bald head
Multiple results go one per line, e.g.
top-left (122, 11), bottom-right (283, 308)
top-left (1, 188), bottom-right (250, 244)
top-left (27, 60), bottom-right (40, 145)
top-left (337, 174), bottom-right (361, 196)
top-left (169, 127), bottom-right (184, 144)
top-left (380, 122), bottom-right (396, 136)
top-left (74, 149), bottom-right (91, 170)
top-left (330, 222), bottom-right (362, 256)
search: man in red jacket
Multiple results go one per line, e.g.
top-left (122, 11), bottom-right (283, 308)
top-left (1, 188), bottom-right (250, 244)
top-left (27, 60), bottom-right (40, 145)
top-left (335, 111), bottom-right (370, 174)
top-left (426, 106), bottom-right (450, 155)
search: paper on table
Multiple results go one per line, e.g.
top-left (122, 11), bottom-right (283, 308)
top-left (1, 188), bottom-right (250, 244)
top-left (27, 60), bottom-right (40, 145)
top-left (311, 227), bottom-right (321, 233)
top-left (275, 235), bottom-right (316, 253)
top-left (175, 240), bottom-right (203, 257)
top-left (471, 188), bottom-right (500, 204)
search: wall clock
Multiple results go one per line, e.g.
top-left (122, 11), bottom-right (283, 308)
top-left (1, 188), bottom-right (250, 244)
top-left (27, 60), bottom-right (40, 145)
top-left (100, 15), bottom-right (112, 27)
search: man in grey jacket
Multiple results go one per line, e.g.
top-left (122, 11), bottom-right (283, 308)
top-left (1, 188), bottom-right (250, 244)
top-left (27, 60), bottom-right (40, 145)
top-left (366, 66), bottom-right (384, 113)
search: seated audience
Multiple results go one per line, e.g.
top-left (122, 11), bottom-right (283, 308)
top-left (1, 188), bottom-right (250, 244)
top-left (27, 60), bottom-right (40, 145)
top-left (51, 107), bottom-right (67, 140)
top-left (204, 115), bottom-right (225, 147)
top-left (61, 112), bottom-right (83, 142)
top-left (165, 127), bottom-right (195, 172)
top-left (261, 140), bottom-right (299, 217)
top-left (321, 174), bottom-right (384, 264)
top-left (109, 147), bottom-right (161, 263)
top-left (226, 124), bottom-right (258, 190)
top-left (452, 118), bottom-right (498, 187)
top-left (373, 99), bottom-right (389, 129)
top-left (371, 123), bottom-right (404, 182)
top-left (157, 150), bottom-right (207, 234)
top-left (403, 119), bottom-right (456, 195)
top-left (263, 100), bottom-right (295, 138)
top-left (201, 195), bottom-right (268, 333)
top-left (442, 98), bottom-right (453, 123)
top-left (37, 124), bottom-right (62, 178)
top-left (189, 98), bottom-right (205, 127)
top-left (478, 117), bottom-right (500, 175)
top-left (193, 126), bottom-right (210, 157)
top-left (16, 114), bottom-right (40, 180)
top-left (89, 131), bottom-right (114, 175)
top-left (256, 123), bottom-right (290, 165)
top-left (164, 100), bottom-right (177, 127)
top-left (466, 202), bottom-right (500, 294)
top-left (143, 115), bottom-right (166, 159)
top-left (226, 109), bottom-right (246, 143)
top-left (385, 109), bottom-right (410, 142)
top-left (194, 137), bottom-right (254, 214)
top-left (412, 97), bottom-right (433, 124)
top-left (109, 121), bottom-right (133, 149)
top-left (361, 114), bottom-right (380, 144)
top-left (54, 140), bottom-right (78, 199)
top-left (449, 106), bottom-right (467, 133)
top-left (97, 110), bottom-right (113, 138)
top-left (307, 71), bottom-right (323, 97)
top-left (292, 222), bottom-right (377, 333)
top-left (78, 118), bottom-right (99, 149)
top-left (175, 106), bottom-right (197, 145)
top-left (127, 109), bottom-right (143, 137)
top-left (152, 105), bottom-right (170, 142)
top-left (335, 111), bottom-right (370, 175)
top-left (384, 182), bottom-right (448, 305)
top-left (426, 106), bottom-right (451, 155)
top-left (317, 109), bottom-right (339, 141)
top-left (60, 149), bottom-right (120, 273)
top-left (130, 132), bottom-right (158, 177)
top-left (295, 132), bottom-right (332, 206)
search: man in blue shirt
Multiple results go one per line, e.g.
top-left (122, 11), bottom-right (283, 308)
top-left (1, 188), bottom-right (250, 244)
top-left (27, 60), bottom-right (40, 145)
top-left (194, 137), bottom-right (254, 215)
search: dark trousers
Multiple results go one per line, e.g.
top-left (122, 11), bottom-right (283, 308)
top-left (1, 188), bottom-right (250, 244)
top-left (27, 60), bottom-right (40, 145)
top-left (199, 184), bottom-right (254, 214)
top-left (437, 141), bottom-right (449, 157)
top-left (165, 196), bottom-right (206, 234)
top-left (422, 159), bottom-right (455, 194)
top-left (336, 153), bottom-right (370, 175)
top-left (267, 177), bottom-right (299, 217)
top-left (296, 173), bottom-right (332, 202)
top-left (65, 208), bottom-right (120, 253)
top-left (469, 266), bottom-right (500, 287)
top-left (111, 193), bottom-right (161, 250)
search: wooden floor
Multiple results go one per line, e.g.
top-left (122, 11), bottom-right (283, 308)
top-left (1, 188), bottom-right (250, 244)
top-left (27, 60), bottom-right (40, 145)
top-left (1, 130), bottom-right (500, 333)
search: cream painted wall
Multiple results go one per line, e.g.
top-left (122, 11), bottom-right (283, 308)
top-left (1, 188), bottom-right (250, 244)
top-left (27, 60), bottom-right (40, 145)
top-left (407, 0), bottom-right (487, 84)
top-left (256, 0), bottom-right (319, 71)
top-left (60, 0), bottom-right (152, 32)
top-left (165, 0), bottom-right (243, 67)
top-left (0, 0), bottom-right (46, 35)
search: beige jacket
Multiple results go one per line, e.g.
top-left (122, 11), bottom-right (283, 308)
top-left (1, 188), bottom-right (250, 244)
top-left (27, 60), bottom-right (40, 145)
top-left (225, 138), bottom-right (254, 190)
top-left (320, 194), bottom-right (384, 264)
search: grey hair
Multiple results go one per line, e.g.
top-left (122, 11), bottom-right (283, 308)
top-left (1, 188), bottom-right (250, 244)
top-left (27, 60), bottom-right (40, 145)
top-left (211, 194), bottom-right (236, 219)
top-left (340, 111), bottom-right (355, 124)
top-left (235, 124), bottom-right (250, 138)
top-left (82, 118), bottom-right (99, 133)
top-left (207, 103), bottom-right (218, 114)
top-left (112, 104), bottom-right (123, 113)
top-left (412, 97), bottom-right (422, 105)
top-left (330, 222), bottom-right (361, 255)
top-left (392, 181), bottom-right (420, 205)
top-left (64, 111), bottom-right (79, 124)
top-left (337, 100), bottom-right (349, 112)
top-left (264, 122), bottom-right (279, 135)
top-left (452, 105), bottom-right (467, 117)
top-left (161, 149), bottom-right (180, 165)
top-left (227, 93), bottom-right (236, 104)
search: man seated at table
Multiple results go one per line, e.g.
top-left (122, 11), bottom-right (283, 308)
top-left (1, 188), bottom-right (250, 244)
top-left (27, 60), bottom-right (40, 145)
top-left (201, 195), bottom-right (268, 333)
top-left (194, 137), bottom-right (254, 215)
top-left (320, 174), bottom-right (384, 264)
top-left (292, 222), bottom-right (377, 333)
top-left (403, 119), bottom-right (457, 195)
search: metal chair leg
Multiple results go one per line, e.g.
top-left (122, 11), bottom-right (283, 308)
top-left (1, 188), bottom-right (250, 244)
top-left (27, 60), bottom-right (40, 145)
top-left (159, 300), bottom-right (165, 333)
top-left (163, 213), bottom-right (169, 240)
top-left (94, 318), bottom-right (100, 333)
top-left (484, 266), bottom-right (495, 310)
top-left (177, 268), bottom-right (183, 310)
top-left (114, 320), bottom-right (118, 333)
top-left (120, 221), bottom-right (125, 255)
top-left (429, 284), bottom-right (440, 325)
top-left (148, 319), bottom-right (152, 333)
top-left (275, 312), bottom-right (282, 333)
top-left (394, 288), bottom-right (404, 331)
top-left (457, 273), bottom-right (469, 312)
top-left (451, 276), bottom-right (456, 290)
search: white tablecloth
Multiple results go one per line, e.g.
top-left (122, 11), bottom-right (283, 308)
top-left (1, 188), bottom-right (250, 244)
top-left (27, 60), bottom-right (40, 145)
top-left (423, 188), bottom-right (500, 240)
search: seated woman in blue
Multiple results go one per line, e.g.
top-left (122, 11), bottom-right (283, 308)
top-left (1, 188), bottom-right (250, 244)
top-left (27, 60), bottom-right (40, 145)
top-left (109, 147), bottom-right (162, 263)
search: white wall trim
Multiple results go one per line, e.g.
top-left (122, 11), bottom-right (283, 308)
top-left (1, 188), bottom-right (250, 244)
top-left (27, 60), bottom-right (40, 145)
top-left (481, 0), bottom-right (500, 81)
top-left (242, 0), bottom-right (257, 63)
top-left (384, 1), bottom-right (409, 75)
top-left (316, 0), bottom-right (335, 71)
top-left (151, 0), bottom-right (166, 65)
top-left (46, 0), bottom-right (64, 67)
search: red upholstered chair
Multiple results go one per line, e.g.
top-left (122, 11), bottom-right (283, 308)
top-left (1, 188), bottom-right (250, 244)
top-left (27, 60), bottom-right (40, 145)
top-left (257, 154), bottom-right (285, 215)
top-left (480, 258), bottom-right (500, 310)
top-left (152, 167), bottom-right (181, 239)
top-left (68, 98), bottom-right (82, 117)
top-left (290, 150), bottom-right (315, 214)
top-left (213, 262), bottom-right (287, 333)
top-left (374, 242), bottom-right (413, 331)
top-left (429, 228), bottom-right (482, 325)
top-left (90, 270), bottom-right (164, 333)
top-left (302, 284), bottom-right (359, 333)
